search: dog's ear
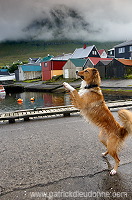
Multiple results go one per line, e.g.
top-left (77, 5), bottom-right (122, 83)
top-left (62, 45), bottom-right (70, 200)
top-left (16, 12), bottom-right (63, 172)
top-left (92, 68), bottom-right (101, 86)
top-left (92, 68), bottom-right (98, 76)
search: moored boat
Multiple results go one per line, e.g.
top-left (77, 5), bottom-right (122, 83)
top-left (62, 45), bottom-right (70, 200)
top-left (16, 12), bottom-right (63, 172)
top-left (0, 85), bottom-right (6, 94)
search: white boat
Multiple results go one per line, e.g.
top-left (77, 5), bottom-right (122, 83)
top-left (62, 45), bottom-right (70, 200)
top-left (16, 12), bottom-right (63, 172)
top-left (0, 73), bottom-right (15, 81)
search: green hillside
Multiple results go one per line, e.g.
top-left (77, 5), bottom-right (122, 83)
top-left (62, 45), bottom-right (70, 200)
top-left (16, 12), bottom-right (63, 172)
top-left (0, 40), bottom-right (120, 67)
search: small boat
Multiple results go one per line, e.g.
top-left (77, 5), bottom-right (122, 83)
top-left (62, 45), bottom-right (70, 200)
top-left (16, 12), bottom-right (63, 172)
top-left (0, 85), bottom-right (6, 99)
top-left (0, 85), bottom-right (5, 94)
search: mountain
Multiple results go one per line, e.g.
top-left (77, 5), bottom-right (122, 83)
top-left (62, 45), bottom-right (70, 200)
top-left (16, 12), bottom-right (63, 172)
top-left (24, 5), bottom-right (93, 41)
top-left (0, 40), bottom-right (120, 66)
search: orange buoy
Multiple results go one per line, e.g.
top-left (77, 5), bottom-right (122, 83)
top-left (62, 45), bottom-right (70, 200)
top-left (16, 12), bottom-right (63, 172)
top-left (17, 98), bottom-right (23, 103)
top-left (30, 97), bottom-right (35, 101)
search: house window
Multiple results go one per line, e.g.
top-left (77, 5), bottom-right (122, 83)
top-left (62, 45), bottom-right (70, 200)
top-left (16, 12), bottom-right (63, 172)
top-left (92, 51), bottom-right (97, 55)
top-left (129, 46), bottom-right (132, 51)
top-left (44, 62), bottom-right (47, 67)
top-left (118, 47), bottom-right (125, 53)
top-left (110, 51), bottom-right (113, 55)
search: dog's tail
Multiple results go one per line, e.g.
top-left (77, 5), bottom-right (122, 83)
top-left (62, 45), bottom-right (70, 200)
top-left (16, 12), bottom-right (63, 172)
top-left (118, 109), bottom-right (132, 136)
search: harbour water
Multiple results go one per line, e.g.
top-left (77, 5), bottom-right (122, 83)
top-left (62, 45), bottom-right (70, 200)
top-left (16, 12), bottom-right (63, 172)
top-left (0, 91), bottom-right (70, 113)
top-left (1, 90), bottom-right (132, 114)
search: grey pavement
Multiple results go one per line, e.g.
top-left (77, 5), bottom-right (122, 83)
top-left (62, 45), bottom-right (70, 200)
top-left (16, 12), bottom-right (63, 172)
top-left (69, 79), bottom-right (132, 89)
top-left (101, 79), bottom-right (132, 88)
top-left (0, 112), bottom-right (132, 199)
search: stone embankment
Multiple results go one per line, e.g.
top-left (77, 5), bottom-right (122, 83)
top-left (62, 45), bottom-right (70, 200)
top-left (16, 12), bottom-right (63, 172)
top-left (4, 79), bottom-right (132, 93)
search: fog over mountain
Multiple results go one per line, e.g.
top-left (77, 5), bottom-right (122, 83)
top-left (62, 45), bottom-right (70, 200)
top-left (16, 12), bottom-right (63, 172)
top-left (0, 0), bottom-right (132, 42)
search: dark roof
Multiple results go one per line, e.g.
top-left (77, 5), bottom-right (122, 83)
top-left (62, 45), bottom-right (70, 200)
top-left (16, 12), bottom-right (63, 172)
top-left (114, 41), bottom-right (132, 48)
top-left (29, 58), bottom-right (39, 61)
top-left (98, 60), bottom-right (112, 66)
top-left (88, 57), bottom-right (113, 65)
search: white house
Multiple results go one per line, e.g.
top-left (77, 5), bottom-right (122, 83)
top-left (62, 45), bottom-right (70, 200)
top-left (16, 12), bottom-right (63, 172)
top-left (98, 49), bottom-right (107, 58)
top-left (16, 64), bottom-right (42, 81)
top-left (71, 45), bottom-right (100, 59)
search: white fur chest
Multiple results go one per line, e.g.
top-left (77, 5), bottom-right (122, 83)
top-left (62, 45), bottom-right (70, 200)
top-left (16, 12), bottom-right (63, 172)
top-left (78, 88), bottom-right (89, 96)
top-left (78, 80), bottom-right (89, 96)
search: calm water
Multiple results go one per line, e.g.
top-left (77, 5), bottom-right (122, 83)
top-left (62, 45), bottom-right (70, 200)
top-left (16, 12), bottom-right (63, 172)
top-left (0, 92), bottom-right (70, 113)
top-left (0, 91), bottom-right (132, 113)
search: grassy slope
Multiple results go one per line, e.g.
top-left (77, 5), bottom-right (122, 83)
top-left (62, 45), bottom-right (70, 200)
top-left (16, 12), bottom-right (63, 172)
top-left (0, 40), bottom-right (120, 67)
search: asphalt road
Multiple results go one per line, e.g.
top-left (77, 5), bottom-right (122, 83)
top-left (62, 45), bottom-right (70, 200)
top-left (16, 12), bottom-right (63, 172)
top-left (0, 112), bottom-right (132, 200)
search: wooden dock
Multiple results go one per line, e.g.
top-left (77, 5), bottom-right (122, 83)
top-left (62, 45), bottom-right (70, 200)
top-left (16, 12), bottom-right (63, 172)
top-left (1, 100), bottom-right (132, 123)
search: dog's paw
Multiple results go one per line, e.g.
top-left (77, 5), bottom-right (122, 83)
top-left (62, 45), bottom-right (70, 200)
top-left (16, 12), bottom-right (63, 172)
top-left (110, 169), bottom-right (117, 175)
top-left (63, 82), bottom-right (75, 92)
top-left (102, 152), bottom-right (106, 157)
top-left (63, 82), bottom-right (69, 89)
top-left (102, 152), bottom-right (108, 157)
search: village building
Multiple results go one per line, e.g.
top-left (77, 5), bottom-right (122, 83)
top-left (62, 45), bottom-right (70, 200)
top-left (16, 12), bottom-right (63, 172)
top-left (15, 64), bottom-right (42, 81)
top-left (114, 41), bottom-right (132, 59)
top-left (28, 57), bottom-right (42, 64)
top-left (102, 59), bottom-right (132, 78)
top-left (71, 45), bottom-right (100, 59)
top-left (107, 48), bottom-right (115, 58)
top-left (40, 55), bottom-right (54, 62)
top-left (41, 53), bottom-right (72, 81)
top-left (98, 49), bottom-right (107, 58)
top-left (95, 60), bottom-right (113, 78)
top-left (63, 59), bottom-right (88, 79)
top-left (85, 57), bottom-right (113, 68)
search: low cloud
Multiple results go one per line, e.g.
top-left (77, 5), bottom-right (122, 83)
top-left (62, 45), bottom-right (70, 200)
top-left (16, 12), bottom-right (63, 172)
top-left (0, 0), bottom-right (132, 42)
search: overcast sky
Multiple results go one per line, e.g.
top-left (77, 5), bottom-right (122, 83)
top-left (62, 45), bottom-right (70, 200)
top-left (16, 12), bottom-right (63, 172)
top-left (0, 0), bottom-right (132, 42)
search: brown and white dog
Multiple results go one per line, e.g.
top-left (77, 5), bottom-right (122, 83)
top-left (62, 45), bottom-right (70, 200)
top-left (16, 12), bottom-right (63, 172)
top-left (63, 67), bottom-right (132, 175)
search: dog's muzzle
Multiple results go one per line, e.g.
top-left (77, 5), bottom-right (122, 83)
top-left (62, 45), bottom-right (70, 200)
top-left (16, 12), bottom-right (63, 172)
top-left (76, 71), bottom-right (84, 79)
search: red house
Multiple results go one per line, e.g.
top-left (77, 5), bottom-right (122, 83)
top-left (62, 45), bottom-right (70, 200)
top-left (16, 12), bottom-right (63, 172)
top-left (41, 53), bottom-right (72, 81)
top-left (41, 60), bottom-right (67, 80)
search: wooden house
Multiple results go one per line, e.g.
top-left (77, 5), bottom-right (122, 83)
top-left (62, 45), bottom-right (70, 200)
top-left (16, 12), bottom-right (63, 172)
top-left (105, 59), bottom-right (132, 78)
top-left (63, 59), bottom-right (88, 79)
top-left (41, 53), bottom-right (72, 81)
top-left (16, 64), bottom-right (42, 81)
top-left (85, 57), bottom-right (113, 68)
top-left (95, 60), bottom-right (113, 78)
top-left (114, 41), bottom-right (132, 59)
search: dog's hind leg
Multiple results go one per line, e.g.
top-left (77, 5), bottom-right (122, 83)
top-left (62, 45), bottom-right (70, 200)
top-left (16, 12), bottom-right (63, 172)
top-left (98, 130), bottom-right (108, 156)
top-left (109, 152), bottom-right (120, 175)
top-left (107, 138), bottom-right (120, 175)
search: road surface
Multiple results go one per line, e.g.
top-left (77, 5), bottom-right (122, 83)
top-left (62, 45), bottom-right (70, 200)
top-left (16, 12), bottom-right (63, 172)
top-left (0, 112), bottom-right (132, 199)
